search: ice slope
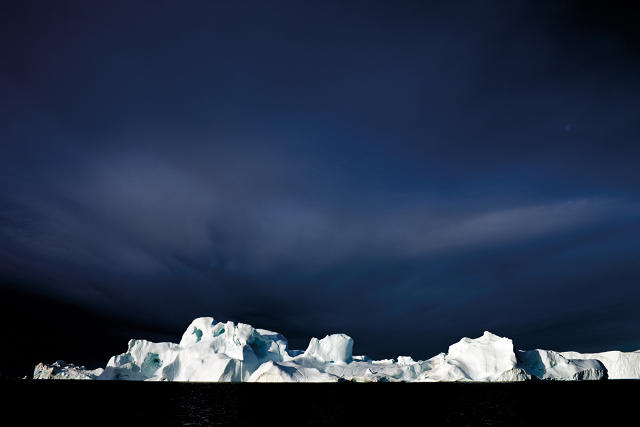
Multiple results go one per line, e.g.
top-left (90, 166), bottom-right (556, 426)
top-left (517, 350), bottom-right (606, 380)
top-left (247, 361), bottom-right (340, 382)
top-left (33, 317), bottom-right (639, 382)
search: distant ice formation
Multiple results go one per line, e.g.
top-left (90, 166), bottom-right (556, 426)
top-left (33, 317), bottom-right (639, 382)
top-left (33, 361), bottom-right (104, 380)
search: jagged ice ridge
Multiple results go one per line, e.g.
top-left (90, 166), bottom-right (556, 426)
top-left (34, 317), bottom-right (640, 382)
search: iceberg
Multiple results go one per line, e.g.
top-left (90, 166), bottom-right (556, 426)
top-left (416, 331), bottom-right (530, 382)
top-left (559, 350), bottom-right (640, 380)
top-left (516, 349), bottom-right (607, 381)
top-left (303, 333), bottom-right (354, 364)
top-left (33, 317), bottom-right (639, 382)
top-left (33, 361), bottom-right (104, 380)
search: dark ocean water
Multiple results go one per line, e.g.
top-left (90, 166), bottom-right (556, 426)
top-left (3, 380), bottom-right (637, 426)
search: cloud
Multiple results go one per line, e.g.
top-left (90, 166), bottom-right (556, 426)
top-left (1, 147), bottom-right (629, 281)
top-left (2, 0), bottom-right (640, 358)
top-left (399, 198), bottom-right (627, 256)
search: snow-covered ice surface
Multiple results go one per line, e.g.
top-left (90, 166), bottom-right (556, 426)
top-left (33, 317), bottom-right (640, 382)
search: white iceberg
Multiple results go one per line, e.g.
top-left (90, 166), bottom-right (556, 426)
top-left (303, 333), bottom-right (354, 364)
top-left (101, 318), bottom-right (292, 382)
top-left (33, 317), bottom-right (639, 382)
top-left (517, 349), bottom-right (606, 381)
top-left (417, 331), bottom-right (526, 382)
top-left (559, 350), bottom-right (640, 379)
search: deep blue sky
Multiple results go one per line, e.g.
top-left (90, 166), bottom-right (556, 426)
top-left (2, 0), bottom-right (640, 362)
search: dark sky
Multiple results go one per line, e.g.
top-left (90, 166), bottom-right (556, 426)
top-left (2, 1), bottom-right (640, 372)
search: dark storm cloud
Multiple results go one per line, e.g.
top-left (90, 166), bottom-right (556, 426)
top-left (2, 0), bottom-right (640, 359)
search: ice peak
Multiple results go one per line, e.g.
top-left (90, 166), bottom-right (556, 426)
top-left (303, 333), bottom-right (354, 364)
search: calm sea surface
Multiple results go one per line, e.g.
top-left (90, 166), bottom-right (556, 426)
top-left (3, 380), bottom-right (638, 425)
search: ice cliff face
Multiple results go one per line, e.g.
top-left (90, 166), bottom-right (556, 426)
top-left (517, 350), bottom-right (606, 381)
top-left (33, 317), bottom-right (639, 382)
top-left (559, 350), bottom-right (640, 380)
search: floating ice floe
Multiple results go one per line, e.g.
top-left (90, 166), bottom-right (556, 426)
top-left (33, 317), bottom-right (639, 382)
